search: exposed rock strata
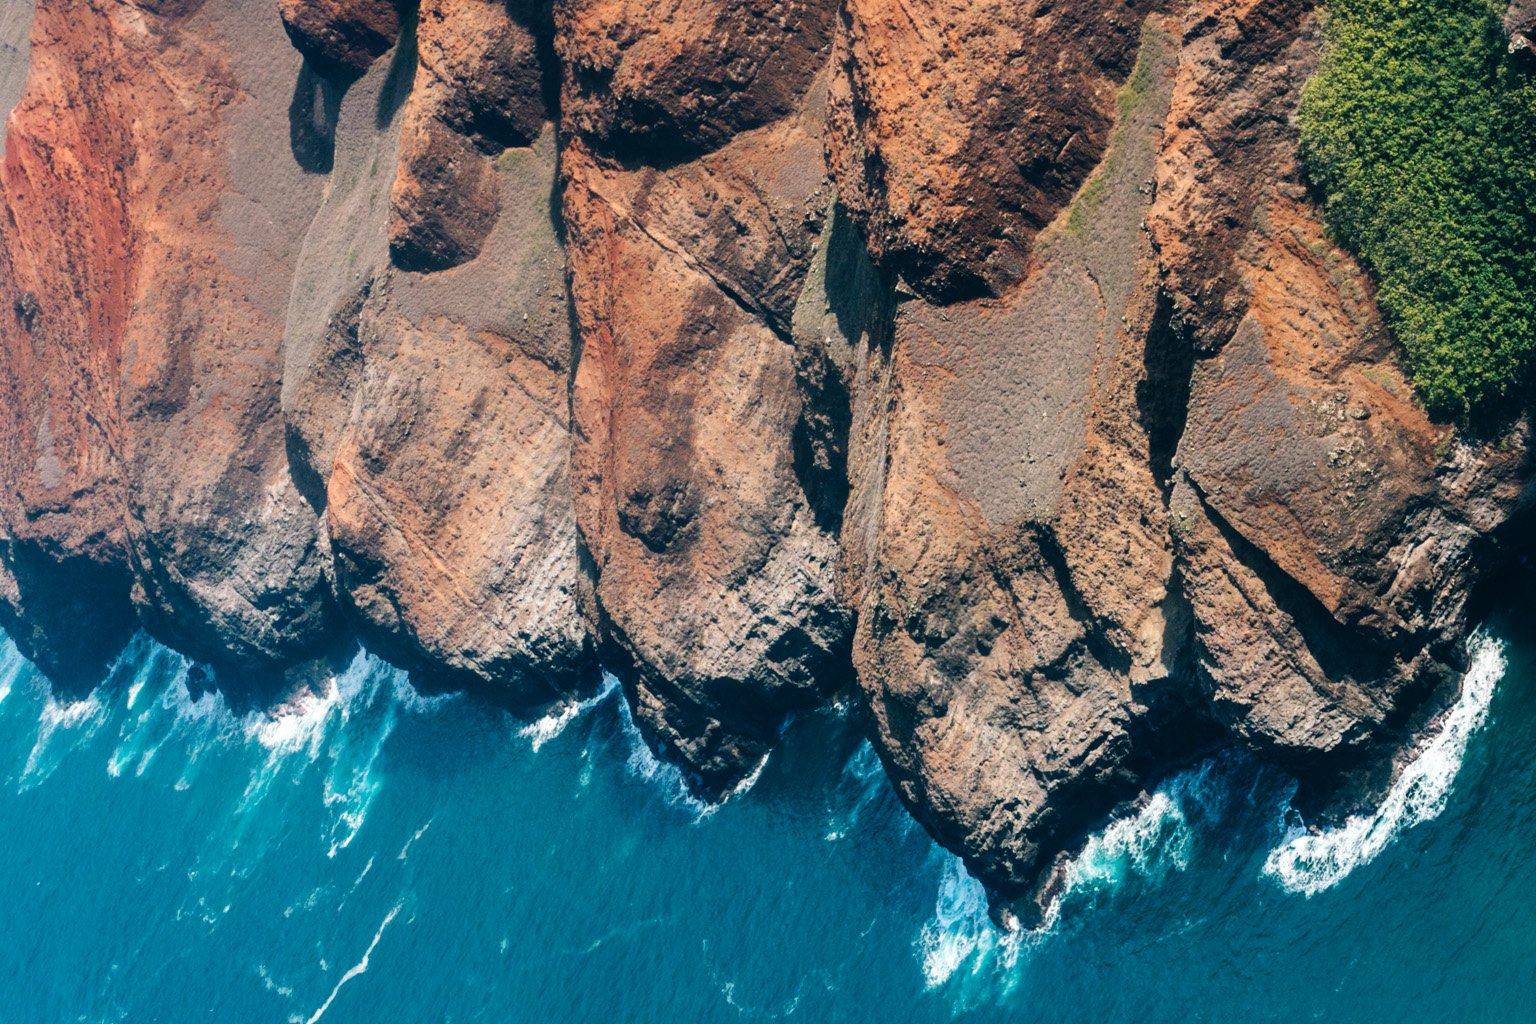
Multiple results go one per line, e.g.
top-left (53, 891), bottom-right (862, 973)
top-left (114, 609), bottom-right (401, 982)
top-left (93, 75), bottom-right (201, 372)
top-left (0, 0), bottom-right (342, 690)
top-left (560, 33), bottom-right (850, 793)
top-left (0, 0), bottom-right (1531, 914)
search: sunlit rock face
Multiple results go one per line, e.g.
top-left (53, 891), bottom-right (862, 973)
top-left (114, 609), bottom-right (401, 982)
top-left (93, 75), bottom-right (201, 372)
top-left (0, 0), bottom-right (1530, 911)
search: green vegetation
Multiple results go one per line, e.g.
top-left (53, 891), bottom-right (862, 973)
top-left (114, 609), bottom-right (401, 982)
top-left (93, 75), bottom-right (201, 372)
top-left (1117, 39), bottom-right (1159, 120)
top-left (1066, 170), bottom-right (1109, 238)
top-left (1063, 23), bottom-right (1170, 239)
top-left (1299, 0), bottom-right (1536, 422)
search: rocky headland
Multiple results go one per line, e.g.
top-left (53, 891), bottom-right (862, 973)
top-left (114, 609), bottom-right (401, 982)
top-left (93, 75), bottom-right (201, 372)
top-left (0, 0), bottom-right (1532, 921)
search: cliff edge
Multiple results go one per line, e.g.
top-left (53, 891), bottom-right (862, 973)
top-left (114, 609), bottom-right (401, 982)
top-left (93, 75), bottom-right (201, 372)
top-left (0, 0), bottom-right (1532, 918)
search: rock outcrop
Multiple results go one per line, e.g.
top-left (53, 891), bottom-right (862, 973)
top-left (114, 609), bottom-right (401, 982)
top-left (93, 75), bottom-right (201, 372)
top-left (1507, 0), bottom-right (1536, 55)
top-left (559, 0), bottom-right (850, 793)
top-left (278, 0), bottom-right (405, 79)
top-left (826, 0), bottom-right (1160, 302)
top-left (0, 0), bottom-right (1531, 915)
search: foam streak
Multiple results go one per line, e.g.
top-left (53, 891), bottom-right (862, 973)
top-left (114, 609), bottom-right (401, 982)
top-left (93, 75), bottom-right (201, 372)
top-left (303, 902), bottom-right (401, 1024)
top-left (1263, 631), bottom-right (1505, 896)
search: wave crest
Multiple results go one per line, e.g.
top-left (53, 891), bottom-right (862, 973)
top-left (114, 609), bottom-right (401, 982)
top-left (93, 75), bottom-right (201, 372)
top-left (1262, 631), bottom-right (1505, 896)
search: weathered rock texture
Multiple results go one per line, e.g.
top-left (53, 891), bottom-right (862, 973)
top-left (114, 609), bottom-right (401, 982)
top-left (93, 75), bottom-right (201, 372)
top-left (1507, 0), bottom-right (1536, 55)
top-left (0, 0), bottom-right (1532, 915)
top-left (563, 119), bottom-right (849, 793)
top-left (826, 0), bottom-right (1160, 302)
top-left (279, 0), bottom-right (405, 78)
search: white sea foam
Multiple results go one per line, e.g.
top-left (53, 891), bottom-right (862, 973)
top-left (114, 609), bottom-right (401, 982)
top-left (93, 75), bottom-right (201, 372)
top-left (517, 674), bottom-right (618, 752)
top-left (165, 683), bottom-right (240, 791)
top-left (107, 651), bottom-right (197, 779)
top-left (1059, 759), bottom-right (1227, 898)
top-left (241, 652), bottom-right (406, 858)
top-left (248, 680), bottom-right (342, 758)
top-left (167, 682), bottom-right (237, 731)
top-left (1262, 630), bottom-right (1505, 896)
top-left (397, 819), bottom-right (432, 862)
top-left (38, 693), bottom-right (102, 729)
top-left (341, 856), bottom-right (375, 906)
top-left (300, 902), bottom-right (402, 1024)
top-left (258, 963), bottom-right (294, 999)
top-left (918, 855), bottom-right (1022, 989)
top-left (79, 642), bottom-right (411, 867)
top-left (320, 658), bottom-right (404, 857)
top-left (610, 670), bottom-right (767, 820)
top-left (231, 680), bottom-right (342, 820)
top-left (729, 750), bottom-right (771, 798)
top-left (325, 785), bottom-right (375, 858)
top-left (917, 755), bottom-right (1230, 990)
top-left (0, 638), bottom-right (28, 706)
top-left (389, 673), bottom-right (460, 715)
top-left (21, 692), bottom-right (108, 785)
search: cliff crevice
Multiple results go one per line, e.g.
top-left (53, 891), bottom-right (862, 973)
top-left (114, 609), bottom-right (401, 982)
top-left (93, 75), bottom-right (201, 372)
top-left (0, 0), bottom-right (1532, 917)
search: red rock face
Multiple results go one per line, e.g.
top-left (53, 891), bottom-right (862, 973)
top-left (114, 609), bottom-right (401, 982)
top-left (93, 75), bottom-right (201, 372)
top-left (0, 0), bottom-right (341, 689)
top-left (826, 0), bottom-right (1164, 301)
top-left (557, 0), bottom-right (834, 160)
top-left (0, 0), bottom-right (1531, 910)
top-left (561, 65), bottom-right (849, 793)
top-left (0, 1), bottom-right (137, 684)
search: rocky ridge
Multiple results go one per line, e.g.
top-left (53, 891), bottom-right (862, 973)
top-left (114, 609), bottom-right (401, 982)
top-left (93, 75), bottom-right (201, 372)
top-left (0, 0), bottom-right (1531, 918)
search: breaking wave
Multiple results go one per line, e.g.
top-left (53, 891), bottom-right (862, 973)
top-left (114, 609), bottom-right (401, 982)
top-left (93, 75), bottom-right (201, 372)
top-left (0, 634), bottom-right (451, 873)
top-left (1262, 631), bottom-right (1506, 896)
top-left (0, 620), bottom-right (1515, 1017)
top-left (610, 671), bottom-right (768, 820)
top-left (918, 754), bottom-right (1233, 991)
top-left (319, 654), bottom-right (410, 858)
top-left (517, 674), bottom-right (619, 752)
top-left (22, 691), bottom-right (108, 785)
top-left (1062, 754), bottom-right (1232, 903)
top-left (917, 854), bottom-right (1022, 991)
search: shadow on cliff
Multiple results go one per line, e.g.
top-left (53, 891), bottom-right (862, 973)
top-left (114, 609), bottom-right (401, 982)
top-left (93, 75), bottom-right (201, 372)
top-left (791, 206), bottom-right (895, 536)
top-left (374, 1), bottom-right (418, 130)
top-left (288, 61), bottom-right (346, 174)
top-left (286, 0), bottom-right (420, 173)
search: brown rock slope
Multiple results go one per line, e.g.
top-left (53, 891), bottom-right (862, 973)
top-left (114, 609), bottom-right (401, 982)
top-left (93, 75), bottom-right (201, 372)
top-left (558, 0), bottom-right (851, 794)
top-left (827, 15), bottom-right (1206, 906)
top-left (0, 0), bottom-right (1531, 914)
top-left (826, 0), bottom-right (1161, 301)
top-left (279, 0), bottom-right (405, 79)
top-left (0, 0), bottom-right (342, 692)
top-left (283, 0), bottom-right (594, 709)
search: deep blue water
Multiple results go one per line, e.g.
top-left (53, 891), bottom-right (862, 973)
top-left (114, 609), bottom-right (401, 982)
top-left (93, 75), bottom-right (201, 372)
top-left (0, 617), bottom-right (1532, 1023)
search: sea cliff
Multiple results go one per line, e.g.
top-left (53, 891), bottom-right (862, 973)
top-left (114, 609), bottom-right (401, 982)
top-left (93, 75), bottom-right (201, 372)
top-left (0, 0), bottom-right (1532, 919)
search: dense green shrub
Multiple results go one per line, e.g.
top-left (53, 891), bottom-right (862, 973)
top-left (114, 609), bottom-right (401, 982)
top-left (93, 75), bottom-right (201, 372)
top-left (1299, 0), bottom-right (1536, 422)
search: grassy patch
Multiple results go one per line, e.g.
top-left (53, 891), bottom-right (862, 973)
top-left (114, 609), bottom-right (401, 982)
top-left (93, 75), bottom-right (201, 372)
top-left (1299, 0), bottom-right (1536, 423)
top-left (1117, 44), bottom-right (1157, 120)
top-left (1066, 171), bottom-right (1108, 238)
top-left (1062, 23), bottom-right (1170, 239)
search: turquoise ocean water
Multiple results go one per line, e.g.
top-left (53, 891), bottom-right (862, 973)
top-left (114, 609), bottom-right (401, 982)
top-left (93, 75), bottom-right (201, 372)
top-left (0, 614), bottom-right (1532, 1023)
